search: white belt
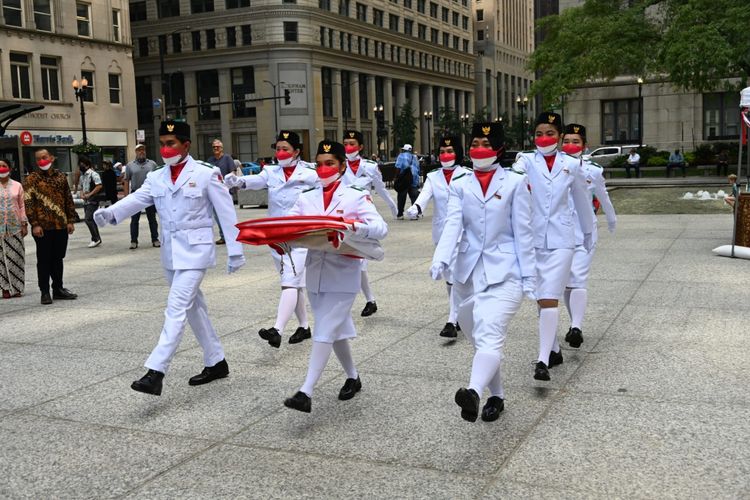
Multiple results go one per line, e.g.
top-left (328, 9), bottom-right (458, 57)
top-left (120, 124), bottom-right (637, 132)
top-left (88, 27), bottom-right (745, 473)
top-left (165, 219), bottom-right (213, 231)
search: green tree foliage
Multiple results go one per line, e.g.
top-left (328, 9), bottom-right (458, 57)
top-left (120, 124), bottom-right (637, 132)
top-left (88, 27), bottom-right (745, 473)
top-left (435, 107), bottom-right (468, 138)
top-left (530, 0), bottom-right (750, 106)
top-left (391, 100), bottom-right (417, 151)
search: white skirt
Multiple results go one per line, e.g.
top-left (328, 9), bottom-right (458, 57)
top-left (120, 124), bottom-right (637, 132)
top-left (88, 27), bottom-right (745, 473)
top-left (535, 247), bottom-right (575, 300)
top-left (568, 244), bottom-right (596, 289)
top-left (307, 290), bottom-right (357, 343)
top-left (270, 247), bottom-right (307, 288)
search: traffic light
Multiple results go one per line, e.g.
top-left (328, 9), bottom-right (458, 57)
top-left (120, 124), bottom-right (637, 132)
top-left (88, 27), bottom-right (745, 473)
top-left (284, 89), bottom-right (291, 106)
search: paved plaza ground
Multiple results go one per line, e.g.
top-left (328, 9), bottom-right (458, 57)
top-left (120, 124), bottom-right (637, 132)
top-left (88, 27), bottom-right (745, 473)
top-left (1, 193), bottom-right (749, 498)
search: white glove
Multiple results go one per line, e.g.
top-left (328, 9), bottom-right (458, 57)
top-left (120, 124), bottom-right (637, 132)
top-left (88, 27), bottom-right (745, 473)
top-left (583, 232), bottom-right (594, 253)
top-left (353, 221), bottom-right (369, 238)
top-left (406, 205), bottom-right (420, 220)
top-left (522, 276), bottom-right (537, 301)
top-left (430, 262), bottom-right (446, 281)
top-left (227, 254), bottom-right (246, 274)
top-left (93, 208), bottom-right (115, 228)
top-left (223, 173), bottom-right (244, 189)
top-left (608, 220), bottom-right (617, 234)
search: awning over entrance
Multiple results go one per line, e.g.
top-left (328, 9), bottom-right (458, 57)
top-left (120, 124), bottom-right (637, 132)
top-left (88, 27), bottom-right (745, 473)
top-left (0, 102), bottom-right (45, 136)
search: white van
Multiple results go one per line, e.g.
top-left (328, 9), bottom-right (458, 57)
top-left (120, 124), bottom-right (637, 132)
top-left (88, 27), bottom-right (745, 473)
top-left (587, 145), bottom-right (642, 166)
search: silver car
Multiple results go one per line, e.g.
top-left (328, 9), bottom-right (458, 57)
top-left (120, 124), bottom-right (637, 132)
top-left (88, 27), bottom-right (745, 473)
top-left (587, 145), bottom-right (642, 167)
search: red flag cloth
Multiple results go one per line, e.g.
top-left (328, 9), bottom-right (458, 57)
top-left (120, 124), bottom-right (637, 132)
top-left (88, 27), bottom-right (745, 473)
top-left (474, 169), bottom-right (494, 195)
top-left (170, 161), bottom-right (187, 184)
top-left (544, 154), bottom-right (555, 172)
top-left (283, 166), bottom-right (295, 181)
top-left (323, 180), bottom-right (341, 210)
top-left (443, 168), bottom-right (455, 185)
top-left (593, 196), bottom-right (601, 214)
top-left (349, 160), bottom-right (360, 175)
top-left (742, 109), bottom-right (749, 145)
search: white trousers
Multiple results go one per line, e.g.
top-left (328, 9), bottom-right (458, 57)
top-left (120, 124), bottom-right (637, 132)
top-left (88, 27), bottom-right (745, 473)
top-left (271, 247), bottom-right (307, 288)
top-left (535, 247), bottom-right (575, 300)
top-left (568, 244), bottom-right (596, 289)
top-left (308, 290), bottom-right (357, 343)
top-left (145, 269), bottom-right (225, 374)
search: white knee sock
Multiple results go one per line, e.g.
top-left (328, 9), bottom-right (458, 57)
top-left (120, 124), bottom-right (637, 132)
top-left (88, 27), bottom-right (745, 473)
top-left (295, 288), bottom-right (309, 328)
top-left (486, 363), bottom-right (505, 399)
top-left (447, 282), bottom-right (458, 324)
top-left (332, 339), bottom-right (358, 379)
top-left (300, 341), bottom-right (333, 397)
top-left (552, 337), bottom-right (561, 353)
top-left (538, 307), bottom-right (559, 365)
top-left (361, 270), bottom-right (375, 302)
top-left (569, 288), bottom-right (588, 329)
top-left (468, 351), bottom-right (501, 396)
top-left (274, 288), bottom-right (299, 333)
top-left (563, 288), bottom-right (572, 320)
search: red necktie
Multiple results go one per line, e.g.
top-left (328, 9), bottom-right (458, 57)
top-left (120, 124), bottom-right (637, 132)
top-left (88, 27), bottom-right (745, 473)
top-left (443, 169), bottom-right (454, 185)
top-left (349, 160), bottom-right (360, 175)
top-left (544, 154), bottom-right (555, 172)
top-left (474, 170), bottom-right (494, 195)
top-left (170, 161), bottom-right (187, 184)
top-left (283, 166), bottom-right (295, 181)
top-left (323, 180), bottom-right (341, 210)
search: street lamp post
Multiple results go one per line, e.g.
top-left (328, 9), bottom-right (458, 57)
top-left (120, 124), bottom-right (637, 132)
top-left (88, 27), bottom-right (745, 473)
top-left (516, 95), bottom-right (528, 149)
top-left (72, 77), bottom-right (89, 145)
top-left (263, 80), bottom-right (280, 133)
top-left (461, 113), bottom-right (470, 150)
top-left (637, 77), bottom-right (644, 148)
top-left (423, 110), bottom-right (433, 158)
top-left (373, 105), bottom-right (385, 159)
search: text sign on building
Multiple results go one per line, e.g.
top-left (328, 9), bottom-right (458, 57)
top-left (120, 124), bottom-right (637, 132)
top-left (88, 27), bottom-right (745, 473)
top-left (279, 63), bottom-right (308, 115)
top-left (20, 131), bottom-right (33, 145)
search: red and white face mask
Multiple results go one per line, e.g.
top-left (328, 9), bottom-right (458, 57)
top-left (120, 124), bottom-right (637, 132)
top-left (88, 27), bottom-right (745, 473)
top-left (160, 146), bottom-right (183, 167)
top-left (0, 164), bottom-right (10, 178)
top-left (276, 150), bottom-right (295, 168)
top-left (344, 145), bottom-right (360, 161)
top-left (561, 143), bottom-right (584, 158)
top-left (37, 158), bottom-right (53, 171)
top-left (469, 147), bottom-right (497, 171)
top-left (535, 136), bottom-right (559, 155)
top-left (439, 153), bottom-right (457, 169)
top-left (316, 164), bottom-right (340, 187)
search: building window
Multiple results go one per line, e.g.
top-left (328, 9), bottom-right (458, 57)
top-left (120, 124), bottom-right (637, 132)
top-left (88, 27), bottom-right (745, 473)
top-left (477, 29), bottom-right (484, 41)
top-left (40, 56), bottom-right (60, 101)
top-left (442, 32), bottom-right (449, 46)
top-left (404, 19), bottom-right (413, 36)
top-left (172, 32), bottom-right (182, 53)
top-left (341, 70), bottom-right (352, 119)
top-left (373, 9), bottom-right (383, 27)
top-left (389, 14), bottom-right (399, 31)
top-left (226, 27), bottom-right (237, 47)
top-left (430, 28), bottom-right (438, 43)
top-left (283, 22), bottom-right (298, 42)
top-left (417, 0), bottom-right (425, 13)
top-left (34, 0), bottom-right (53, 31)
top-left (338, 0), bottom-right (349, 16)
top-left (359, 75), bottom-right (368, 119)
top-left (233, 133), bottom-right (258, 160)
top-left (226, 0), bottom-right (250, 7)
top-left (191, 0), bottom-right (214, 13)
top-left (3, 0), bottom-right (22, 27)
top-left (319, 0), bottom-right (330, 10)
top-left (462, 39), bottom-right (468, 51)
top-left (404, 0), bottom-right (412, 8)
top-left (196, 70), bottom-right (220, 120)
top-left (241, 25), bottom-right (252, 45)
top-left (135, 76), bottom-right (153, 123)
top-left (441, 6), bottom-right (448, 22)
top-left (206, 29), bottom-right (216, 49)
top-left (453, 35), bottom-right (459, 49)
top-left (452, 11), bottom-right (459, 26)
top-left (158, 0), bottom-right (180, 17)
top-left (322, 27), bottom-right (327, 47)
top-left (108, 73), bottom-right (121, 104)
top-left (76, 3), bottom-right (91, 37)
top-left (192, 31), bottom-right (202, 51)
top-left (130, 1), bottom-right (147, 21)
top-left (322, 68), bottom-right (333, 117)
top-left (282, 0), bottom-right (296, 3)
top-left (476, 9), bottom-right (483, 21)
top-left (138, 38), bottom-right (149, 56)
top-left (356, 2), bottom-right (366, 21)
top-left (462, 15), bottom-right (468, 30)
top-left (703, 92), bottom-right (741, 140)
top-left (418, 24), bottom-right (426, 40)
top-left (112, 9), bottom-right (121, 41)
top-left (429, 2), bottom-right (437, 18)
top-left (601, 98), bottom-right (641, 144)
top-left (81, 70), bottom-right (95, 102)
top-left (231, 66), bottom-right (256, 119)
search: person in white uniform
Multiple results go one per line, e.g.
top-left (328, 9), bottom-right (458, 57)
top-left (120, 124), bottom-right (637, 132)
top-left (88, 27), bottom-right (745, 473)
top-left (513, 112), bottom-right (594, 382)
top-left (224, 131), bottom-right (318, 348)
top-left (283, 140), bottom-right (388, 413)
top-left (431, 122), bottom-right (536, 422)
top-left (407, 135), bottom-right (471, 338)
top-left (560, 123), bottom-right (617, 349)
top-left (341, 130), bottom-right (397, 317)
top-left (94, 120), bottom-right (246, 396)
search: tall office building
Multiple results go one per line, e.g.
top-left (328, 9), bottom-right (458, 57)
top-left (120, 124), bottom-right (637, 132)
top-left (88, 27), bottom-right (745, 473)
top-left (0, 0), bottom-right (137, 182)
top-left (131, 0), bottom-right (477, 161)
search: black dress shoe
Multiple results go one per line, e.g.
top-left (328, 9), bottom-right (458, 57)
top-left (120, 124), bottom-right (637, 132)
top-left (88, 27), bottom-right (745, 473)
top-left (338, 376), bottom-right (362, 400)
top-left (52, 288), bottom-right (77, 300)
top-left (361, 301), bottom-right (378, 317)
top-left (288, 326), bottom-right (311, 344)
top-left (131, 369), bottom-right (164, 396)
top-left (284, 391), bottom-right (311, 413)
top-left (481, 396), bottom-right (505, 422)
top-left (454, 388), bottom-right (480, 422)
top-left (439, 322), bottom-right (458, 338)
top-left (548, 350), bottom-right (564, 368)
top-left (258, 327), bottom-right (281, 348)
top-left (534, 361), bottom-right (550, 381)
top-left (40, 292), bottom-right (52, 305)
top-left (566, 327), bottom-right (583, 348)
top-left (188, 359), bottom-right (229, 386)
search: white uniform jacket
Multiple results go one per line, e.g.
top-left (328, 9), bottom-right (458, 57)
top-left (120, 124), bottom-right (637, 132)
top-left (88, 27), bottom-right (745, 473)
top-left (514, 151), bottom-right (594, 249)
top-left (237, 161), bottom-right (319, 216)
top-left (412, 165), bottom-right (471, 245)
top-left (433, 166), bottom-right (536, 286)
top-left (288, 184), bottom-right (388, 294)
top-left (341, 157), bottom-right (398, 216)
top-left (572, 159), bottom-right (617, 244)
top-left (109, 155), bottom-right (243, 270)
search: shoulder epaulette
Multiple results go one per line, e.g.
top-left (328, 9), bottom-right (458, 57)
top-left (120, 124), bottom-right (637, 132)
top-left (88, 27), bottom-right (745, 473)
top-left (349, 185), bottom-right (365, 192)
top-left (195, 160), bottom-right (214, 169)
top-left (154, 165), bottom-right (165, 171)
top-left (302, 186), bottom-right (318, 193)
top-left (452, 173), bottom-right (468, 181)
top-left (587, 160), bottom-right (603, 169)
top-left (509, 167), bottom-right (525, 175)
top-left (521, 150), bottom-right (535, 154)
top-left (304, 165), bottom-right (316, 171)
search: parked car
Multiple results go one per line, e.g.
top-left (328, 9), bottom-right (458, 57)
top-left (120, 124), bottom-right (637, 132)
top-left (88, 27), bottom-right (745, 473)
top-left (500, 150), bottom-right (521, 168)
top-left (587, 145), bottom-right (643, 167)
top-left (241, 162), bottom-right (261, 175)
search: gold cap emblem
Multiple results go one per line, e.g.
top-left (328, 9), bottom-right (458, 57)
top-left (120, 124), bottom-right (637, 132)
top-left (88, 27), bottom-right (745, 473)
top-left (445, 139), bottom-right (451, 145)
top-left (282, 132), bottom-right (289, 139)
top-left (482, 126), bottom-right (490, 135)
top-left (548, 115), bottom-right (556, 123)
top-left (573, 126), bottom-right (580, 133)
top-left (166, 124), bottom-right (175, 132)
top-left (323, 144), bottom-right (331, 153)
top-left (349, 132), bottom-right (355, 138)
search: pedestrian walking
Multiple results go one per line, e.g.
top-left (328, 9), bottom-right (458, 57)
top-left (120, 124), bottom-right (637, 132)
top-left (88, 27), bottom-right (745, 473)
top-left (100, 160), bottom-right (119, 206)
top-left (23, 149), bottom-right (78, 305)
top-left (78, 156), bottom-right (103, 248)
top-left (0, 160), bottom-right (28, 299)
top-left (207, 139), bottom-right (237, 245)
top-left (123, 144), bottom-right (160, 249)
top-left (94, 120), bottom-right (245, 396)
top-left (394, 144), bottom-right (420, 218)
